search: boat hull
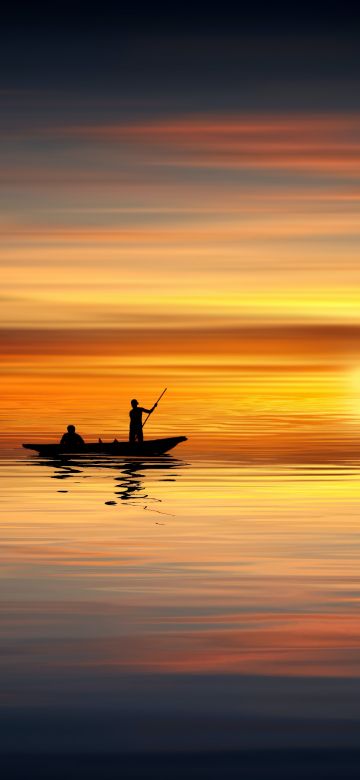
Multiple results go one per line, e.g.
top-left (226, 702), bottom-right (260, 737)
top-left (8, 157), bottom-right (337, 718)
top-left (22, 436), bottom-right (187, 457)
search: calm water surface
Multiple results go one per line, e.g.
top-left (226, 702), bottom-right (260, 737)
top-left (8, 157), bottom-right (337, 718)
top-left (1, 450), bottom-right (360, 776)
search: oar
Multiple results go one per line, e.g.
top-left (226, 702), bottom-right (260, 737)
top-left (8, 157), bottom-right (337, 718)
top-left (142, 387), bottom-right (167, 428)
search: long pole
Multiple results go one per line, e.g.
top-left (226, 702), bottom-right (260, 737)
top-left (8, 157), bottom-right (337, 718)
top-left (142, 387), bottom-right (167, 428)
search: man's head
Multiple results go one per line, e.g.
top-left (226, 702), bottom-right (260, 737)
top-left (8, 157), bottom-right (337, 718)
top-left (67, 424), bottom-right (76, 434)
top-left (131, 399), bottom-right (138, 408)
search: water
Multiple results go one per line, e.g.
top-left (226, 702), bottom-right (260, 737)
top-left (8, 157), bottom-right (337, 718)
top-left (1, 450), bottom-right (360, 777)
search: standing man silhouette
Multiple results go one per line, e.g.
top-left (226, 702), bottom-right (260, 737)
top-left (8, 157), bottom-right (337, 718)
top-left (129, 399), bottom-right (157, 445)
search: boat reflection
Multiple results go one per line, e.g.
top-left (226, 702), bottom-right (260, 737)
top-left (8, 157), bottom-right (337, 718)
top-left (28, 454), bottom-right (187, 507)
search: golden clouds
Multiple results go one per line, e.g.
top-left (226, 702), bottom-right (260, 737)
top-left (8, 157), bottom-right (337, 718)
top-left (1, 111), bottom-right (360, 329)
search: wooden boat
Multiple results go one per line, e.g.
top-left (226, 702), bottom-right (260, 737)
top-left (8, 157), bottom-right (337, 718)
top-left (22, 436), bottom-right (187, 457)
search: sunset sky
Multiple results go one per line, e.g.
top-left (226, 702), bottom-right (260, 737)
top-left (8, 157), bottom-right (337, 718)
top-left (1, 5), bottom-right (360, 449)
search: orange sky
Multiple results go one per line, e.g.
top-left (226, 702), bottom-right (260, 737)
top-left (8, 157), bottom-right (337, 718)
top-left (1, 111), bottom-right (360, 449)
top-left (2, 113), bottom-right (360, 330)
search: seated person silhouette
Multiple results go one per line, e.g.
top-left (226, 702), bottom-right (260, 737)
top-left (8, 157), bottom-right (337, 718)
top-left (129, 399), bottom-right (157, 445)
top-left (60, 424), bottom-right (85, 451)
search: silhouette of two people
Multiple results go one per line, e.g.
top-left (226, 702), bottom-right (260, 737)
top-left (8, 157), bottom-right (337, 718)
top-left (58, 399), bottom-right (157, 452)
top-left (60, 424), bottom-right (85, 452)
top-left (129, 399), bottom-right (157, 445)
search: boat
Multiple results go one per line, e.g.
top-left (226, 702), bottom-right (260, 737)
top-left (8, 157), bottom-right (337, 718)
top-left (22, 436), bottom-right (187, 457)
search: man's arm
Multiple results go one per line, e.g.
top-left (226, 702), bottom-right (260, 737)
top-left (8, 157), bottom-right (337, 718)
top-left (142, 403), bottom-right (158, 414)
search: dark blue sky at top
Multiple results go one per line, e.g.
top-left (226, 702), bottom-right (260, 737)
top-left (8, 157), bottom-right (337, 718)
top-left (3, 1), bottom-right (360, 34)
top-left (1, 2), bottom-right (360, 119)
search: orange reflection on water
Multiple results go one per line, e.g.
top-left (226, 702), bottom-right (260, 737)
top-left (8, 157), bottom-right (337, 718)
top-left (1, 455), bottom-right (360, 681)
